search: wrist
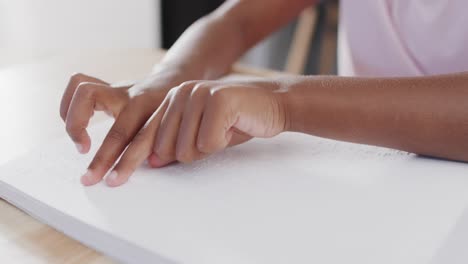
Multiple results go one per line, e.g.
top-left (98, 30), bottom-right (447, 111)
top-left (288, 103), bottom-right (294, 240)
top-left (278, 76), bottom-right (328, 133)
top-left (274, 91), bottom-right (292, 133)
top-left (152, 62), bottom-right (195, 83)
top-left (154, 59), bottom-right (221, 83)
top-left (138, 62), bottom-right (202, 95)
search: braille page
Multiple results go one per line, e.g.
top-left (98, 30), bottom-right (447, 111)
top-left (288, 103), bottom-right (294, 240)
top-left (1, 119), bottom-right (468, 264)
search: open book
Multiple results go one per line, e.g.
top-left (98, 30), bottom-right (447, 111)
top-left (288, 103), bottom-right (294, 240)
top-left (1, 120), bottom-right (468, 264)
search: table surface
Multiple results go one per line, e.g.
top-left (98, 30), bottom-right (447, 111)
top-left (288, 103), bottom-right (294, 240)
top-left (0, 49), bottom-right (278, 263)
top-left (3, 50), bottom-right (468, 264)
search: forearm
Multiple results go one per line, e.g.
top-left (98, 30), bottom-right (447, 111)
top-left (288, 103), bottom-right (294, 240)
top-left (155, 0), bottom-right (316, 82)
top-left (282, 72), bottom-right (468, 161)
top-left (157, 13), bottom-right (245, 81)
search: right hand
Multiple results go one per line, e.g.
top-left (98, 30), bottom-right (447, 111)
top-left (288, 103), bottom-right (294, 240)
top-left (59, 70), bottom-right (186, 185)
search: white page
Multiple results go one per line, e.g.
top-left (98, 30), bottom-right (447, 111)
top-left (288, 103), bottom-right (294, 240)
top-left (1, 119), bottom-right (468, 264)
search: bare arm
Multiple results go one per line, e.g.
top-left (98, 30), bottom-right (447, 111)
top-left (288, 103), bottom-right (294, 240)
top-left (283, 72), bottom-right (468, 162)
top-left (102, 72), bottom-right (468, 187)
top-left (158, 0), bottom-right (317, 80)
top-left (82, 71), bottom-right (468, 186)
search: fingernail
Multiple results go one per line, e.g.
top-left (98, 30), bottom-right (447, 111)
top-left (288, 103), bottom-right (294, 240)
top-left (75, 143), bottom-right (84, 154)
top-left (80, 169), bottom-right (94, 186)
top-left (106, 171), bottom-right (119, 186)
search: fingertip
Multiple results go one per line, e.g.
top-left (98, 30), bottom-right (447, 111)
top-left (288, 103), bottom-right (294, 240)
top-left (105, 171), bottom-right (128, 187)
top-left (75, 143), bottom-right (91, 154)
top-left (80, 178), bottom-right (93, 186)
top-left (148, 153), bottom-right (164, 168)
top-left (73, 132), bottom-right (92, 154)
top-left (75, 143), bottom-right (89, 154)
top-left (148, 153), bottom-right (174, 168)
top-left (82, 134), bottom-right (92, 153)
top-left (81, 143), bottom-right (91, 154)
top-left (80, 169), bottom-right (100, 186)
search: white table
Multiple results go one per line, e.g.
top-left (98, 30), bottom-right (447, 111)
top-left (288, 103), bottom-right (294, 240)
top-left (0, 49), bottom-right (165, 263)
top-left (1, 49), bottom-right (468, 264)
top-left (0, 49), bottom-right (283, 263)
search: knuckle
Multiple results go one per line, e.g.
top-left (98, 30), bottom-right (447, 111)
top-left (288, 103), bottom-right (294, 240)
top-left (176, 82), bottom-right (195, 95)
top-left (176, 149), bottom-right (194, 163)
top-left (166, 87), bottom-right (177, 97)
top-left (170, 85), bottom-right (194, 108)
top-left (209, 89), bottom-right (229, 106)
top-left (75, 82), bottom-right (96, 98)
top-left (155, 145), bottom-right (175, 161)
top-left (178, 80), bottom-right (199, 90)
top-left (70, 72), bottom-right (86, 83)
top-left (61, 73), bottom-right (87, 119)
top-left (106, 126), bottom-right (130, 143)
top-left (190, 83), bottom-right (210, 99)
top-left (197, 137), bottom-right (215, 154)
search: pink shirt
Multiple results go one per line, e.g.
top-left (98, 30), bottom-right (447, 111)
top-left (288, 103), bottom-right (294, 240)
top-left (338, 0), bottom-right (468, 77)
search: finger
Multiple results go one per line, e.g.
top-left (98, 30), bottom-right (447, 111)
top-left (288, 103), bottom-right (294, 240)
top-left (147, 152), bottom-right (175, 168)
top-left (197, 90), bottom-right (238, 154)
top-left (81, 96), bottom-right (163, 186)
top-left (175, 87), bottom-right (209, 163)
top-left (228, 129), bottom-right (253, 147)
top-left (66, 82), bottom-right (111, 153)
top-left (148, 118), bottom-right (251, 168)
top-left (106, 100), bottom-right (169, 187)
top-left (153, 90), bottom-right (186, 163)
top-left (93, 86), bottom-right (131, 119)
top-left (60, 73), bottom-right (108, 121)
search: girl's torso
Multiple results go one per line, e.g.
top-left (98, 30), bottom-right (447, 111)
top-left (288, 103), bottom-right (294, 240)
top-left (338, 0), bottom-right (468, 77)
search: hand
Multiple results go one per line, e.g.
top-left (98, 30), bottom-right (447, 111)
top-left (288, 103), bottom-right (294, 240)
top-left (101, 78), bottom-right (288, 187)
top-left (59, 68), bottom-right (191, 186)
top-left (59, 73), bottom-right (132, 154)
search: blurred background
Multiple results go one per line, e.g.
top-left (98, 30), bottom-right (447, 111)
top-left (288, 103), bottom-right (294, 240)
top-left (0, 0), bottom-right (339, 74)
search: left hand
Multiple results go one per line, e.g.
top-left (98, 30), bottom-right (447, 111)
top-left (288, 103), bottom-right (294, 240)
top-left (102, 78), bottom-right (288, 187)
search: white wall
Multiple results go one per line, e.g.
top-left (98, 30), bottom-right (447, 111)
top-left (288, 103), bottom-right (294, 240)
top-left (0, 0), bottom-right (293, 71)
top-left (0, 0), bottom-right (160, 66)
